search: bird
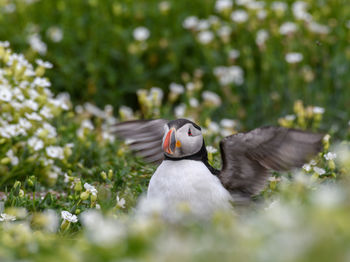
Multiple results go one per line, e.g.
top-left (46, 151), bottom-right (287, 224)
top-left (111, 118), bottom-right (324, 218)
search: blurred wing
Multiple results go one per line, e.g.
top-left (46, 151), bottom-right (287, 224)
top-left (110, 119), bottom-right (169, 164)
top-left (219, 126), bottom-right (324, 202)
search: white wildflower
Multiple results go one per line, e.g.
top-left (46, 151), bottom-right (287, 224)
top-left (302, 163), bottom-right (312, 172)
top-left (6, 149), bottom-right (19, 166)
top-left (43, 209), bottom-right (59, 233)
top-left (46, 146), bottom-right (64, 159)
top-left (247, 1), bottom-right (265, 10)
top-left (202, 91), bottom-right (221, 106)
top-left (0, 41), bottom-right (10, 48)
top-left (314, 167), bottom-right (326, 175)
top-left (220, 119), bottom-right (236, 128)
top-left (208, 121), bottom-right (220, 133)
top-left (308, 21), bottom-right (330, 34)
top-left (215, 0), bottom-right (232, 12)
top-left (81, 119), bottom-right (94, 130)
top-left (183, 16), bottom-right (199, 30)
top-left (186, 82), bottom-right (195, 92)
top-left (174, 103), bottom-right (186, 118)
top-left (292, 1), bottom-right (312, 21)
top-left (213, 66), bottom-right (244, 85)
top-left (256, 29), bottom-right (269, 45)
top-left (28, 137), bottom-right (44, 151)
top-left (116, 196), bottom-right (126, 208)
top-left (346, 20), bottom-right (350, 29)
top-left (197, 19), bottom-right (210, 31)
top-left (25, 112), bottom-right (42, 121)
top-left (33, 77), bottom-right (51, 87)
top-left (279, 22), bottom-right (297, 35)
top-left (309, 159), bottom-right (317, 166)
top-left (228, 49), bottom-right (240, 60)
top-left (28, 33), bottom-right (47, 55)
top-left (218, 26), bottom-right (232, 39)
top-left (36, 59), bottom-right (53, 69)
top-left (206, 146), bottom-right (218, 154)
top-left (324, 152), bottom-right (337, 161)
top-left (0, 213), bottom-right (16, 222)
top-left (46, 26), bottom-right (63, 42)
top-left (0, 86), bottom-right (12, 102)
top-left (197, 31), bottom-right (214, 44)
top-left (189, 98), bottom-right (199, 108)
top-left (40, 106), bottom-right (53, 119)
top-left (285, 114), bottom-right (296, 121)
top-left (61, 211), bottom-right (78, 223)
top-left (169, 82), bottom-right (185, 95)
top-left (133, 27), bottom-right (150, 41)
top-left (311, 185), bottom-right (344, 209)
top-left (119, 106), bottom-right (134, 120)
top-left (231, 10), bottom-right (249, 23)
top-left (271, 1), bottom-right (287, 13)
top-left (257, 9), bottom-right (267, 20)
top-left (313, 106), bottom-right (325, 114)
top-left (285, 52), bottom-right (303, 63)
top-left (84, 183), bottom-right (98, 196)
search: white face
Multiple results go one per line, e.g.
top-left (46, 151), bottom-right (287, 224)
top-left (162, 123), bottom-right (203, 158)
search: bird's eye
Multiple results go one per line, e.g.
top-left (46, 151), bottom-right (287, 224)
top-left (188, 128), bottom-right (192, 136)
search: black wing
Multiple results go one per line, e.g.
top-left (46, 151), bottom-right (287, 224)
top-left (110, 119), bottom-right (168, 164)
top-left (218, 126), bottom-right (324, 202)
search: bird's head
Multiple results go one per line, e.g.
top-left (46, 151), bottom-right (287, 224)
top-left (162, 119), bottom-right (204, 159)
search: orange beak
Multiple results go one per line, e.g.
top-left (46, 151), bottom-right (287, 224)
top-left (163, 128), bottom-right (176, 154)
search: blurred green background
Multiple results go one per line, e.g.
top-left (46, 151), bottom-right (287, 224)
top-left (1, 0), bottom-right (349, 135)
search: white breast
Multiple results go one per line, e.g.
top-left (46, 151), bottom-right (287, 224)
top-left (147, 160), bottom-right (233, 219)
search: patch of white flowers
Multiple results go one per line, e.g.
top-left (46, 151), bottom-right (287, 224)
top-left (0, 42), bottom-right (71, 183)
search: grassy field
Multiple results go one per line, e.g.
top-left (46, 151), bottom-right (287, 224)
top-left (0, 0), bottom-right (350, 261)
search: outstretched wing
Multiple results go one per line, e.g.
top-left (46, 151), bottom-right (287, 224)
top-left (218, 126), bottom-right (324, 202)
top-left (110, 119), bottom-right (169, 164)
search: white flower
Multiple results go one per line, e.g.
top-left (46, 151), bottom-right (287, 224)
top-left (174, 103), bottom-right (186, 118)
top-left (256, 29), bottom-right (269, 45)
top-left (189, 98), bottom-right (199, 108)
top-left (208, 122), bottom-right (220, 133)
top-left (213, 66), bottom-right (244, 85)
top-left (220, 119), bottom-right (236, 128)
top-left (28, 34), bottom-right (47, 55)
top-left (33, 77), bottom-right (51, 87)
top-left (202, 91), bottom-right (222, 106)
top-left (0, 213), bottom-right (16, 222)
top-left (218, 26), bottom-right (232, 38)
top-left (116, 196), bottom-right (126, 208)
top-left (292, 1), bottom-right (312, 22)
top-left (0, 86), bottom-right (12, 102)
top-left (309, 159), bottom-right (317, 166)
top-left (169, 82), bottom-right (185, 95)
top-left (285, 114), bottom-right (296, 121)
top-left (28, 137), bottom-right (44, 151)
top-left (346, 20), bottom-right (350, 30)
top-left (231, 10), bottom-right (248, 23)
top-left (46, 26), bottom-right (63, 42)
top-left (0, 41), bottom-right (10, 47)
top-left (81, 119), bottom-right (94, 130)
top-left (61, 211), bottom-right (78, 223)
top-left (257, 10), bottom-right (267, 20)
top-left (36, 59), bottom-right (53, 69)
top-left (197, 31), bottom-right (214, 44)
top-left (84, 183), bottom-right (98, 196)
top-left (279, 22), bottom-right (297, 35)
top-left (119, 106), bottom-right (134, 120)
top-left (197, 19), bottom-right (210, 31)
top-left (302, 163), bottom-right (312, 172)
top-left (206, 146), bottom-right (218, 154)
top-left (133, 27), bottom-right (150, 41)
top-left (183, 16), bottom-right (199, 30)
top-left (215, 0), bottom-right (232, 12)
top-left (40, 106), bottom-right (54, 119)
top-left (271, 1), bottom-right (287, 13)
top-left (43, 209), bottom-right (59, 233)
top-left (313, 106), bottom-right (325, 114)
top-left (6, 149), bottom-right (19, 166)
top-left (314, 167), bottom-right (326, 175)
top-left (285, 52), bottom-right (303, 63)
top-left (19, 118), bottom-right (32, 130)
top-left (25, 112), bottom-right (42, 121)
top-left (186, 82), bottom-right (195, 92)
top-left (324, 152), bottom-right (337, 161)
top-left (308, 21), bottom-right (330, 34)
top-left (228, 49), bottom-right (240, 60)
top-left (46, 146), bottom-right (64, 159)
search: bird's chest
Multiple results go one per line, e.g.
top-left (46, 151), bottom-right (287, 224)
top-left (147, 160), bottom-right (232, 214)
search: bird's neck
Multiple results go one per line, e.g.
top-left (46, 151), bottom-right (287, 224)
top-left (163, 140), bottom-right (220, 176)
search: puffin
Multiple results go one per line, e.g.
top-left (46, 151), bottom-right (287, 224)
top-left (112, 118), bottom-right (323, 218)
